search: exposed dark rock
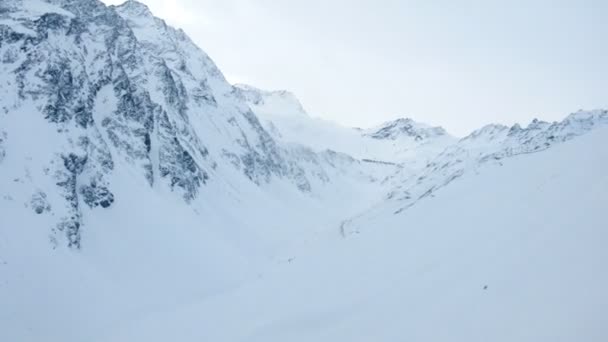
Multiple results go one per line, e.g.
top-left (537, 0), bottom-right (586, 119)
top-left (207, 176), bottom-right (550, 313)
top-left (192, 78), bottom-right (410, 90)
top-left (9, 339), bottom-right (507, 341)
top-left (30, 191), bottom-right (51, 214)
top-left (62, 153), bottom-right (87, 175)
top-left (0, 131), bottom-right (6, 164)
top-left (80, 183), bottom-right (114, 209)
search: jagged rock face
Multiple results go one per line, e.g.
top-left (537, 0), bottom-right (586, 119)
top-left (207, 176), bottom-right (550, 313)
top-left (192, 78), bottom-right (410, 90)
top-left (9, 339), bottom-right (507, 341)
top-left (0, 131), bottom-right (6, 163)
top-left (0, 0), bottom-right (316, 247)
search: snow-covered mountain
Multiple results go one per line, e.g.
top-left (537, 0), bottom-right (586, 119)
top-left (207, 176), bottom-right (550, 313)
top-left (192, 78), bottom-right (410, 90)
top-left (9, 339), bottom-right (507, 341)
top-left (234, 83), bottom-right (308, 118)
top-left (0, 0), bottom-right (394, 249)
top-left (235, 83), bottom-right (457, 177)
top-left (364, 117), bottom-right (448, 141)
top-left (1, 1), bottom-right (607, 341)
top-left (342, 109), bottom-right (608, 235)
top-left (144, 123), bottom-right (605, 342)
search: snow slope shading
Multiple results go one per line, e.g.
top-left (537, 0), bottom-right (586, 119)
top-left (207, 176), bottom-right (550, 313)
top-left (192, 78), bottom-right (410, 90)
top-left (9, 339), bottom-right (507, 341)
top-left (101, 126), bottom-right (608, 342)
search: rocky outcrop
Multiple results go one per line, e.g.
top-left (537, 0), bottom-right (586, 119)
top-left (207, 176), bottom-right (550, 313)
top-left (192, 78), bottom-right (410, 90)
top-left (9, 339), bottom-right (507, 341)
top-left (0, 0), bottom-right (323, 247)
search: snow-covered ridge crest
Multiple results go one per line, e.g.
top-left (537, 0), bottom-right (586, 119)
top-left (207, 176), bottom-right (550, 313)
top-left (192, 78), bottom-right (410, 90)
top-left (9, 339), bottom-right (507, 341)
top-left (236, 84), bottom-right (458, 175)
top-left (234, 83), bottom-right (308, 118)
top-left (365, 117), bottom-right (450, 141)
top-left (404, 109), bottom-right (608, 204)
top-left (341, 109), bottom-right (608, 236)
top-left (113, 0), bottom-right (152, 17)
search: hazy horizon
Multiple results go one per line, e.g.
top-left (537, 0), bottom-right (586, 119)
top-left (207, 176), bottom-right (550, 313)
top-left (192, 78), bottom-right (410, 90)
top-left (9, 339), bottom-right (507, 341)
top-left (102, 0), bottom-right (608, 135)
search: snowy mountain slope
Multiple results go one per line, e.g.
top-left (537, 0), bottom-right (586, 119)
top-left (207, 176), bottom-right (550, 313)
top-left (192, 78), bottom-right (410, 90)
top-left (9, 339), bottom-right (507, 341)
top-left (1, 0), bottom-right (607, 341)
top-left (342, 109), bottom-right (608, 235)
top-left (0, 2), bottom-right (401, 339)
top-left (0, 0), bottom-right (392, 250)
top-left (235, 83), bottom-right (457, 164)
top-left (96, 120), bottom-right (608, 342)
top-left (112, 0), bottom-right (395, 199)
top-left (234, 83), bottom-right (308, 117)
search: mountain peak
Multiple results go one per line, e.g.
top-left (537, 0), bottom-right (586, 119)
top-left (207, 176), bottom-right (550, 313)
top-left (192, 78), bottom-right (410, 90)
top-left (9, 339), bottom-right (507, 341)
top-left (366, 117), bottom-right (449, 141)
top-left (564, 109), bottom-right (608, 125)
top-left (114, 0), bottom-right (153, 17)
top-left (234, 84), bottom-right (308, 118)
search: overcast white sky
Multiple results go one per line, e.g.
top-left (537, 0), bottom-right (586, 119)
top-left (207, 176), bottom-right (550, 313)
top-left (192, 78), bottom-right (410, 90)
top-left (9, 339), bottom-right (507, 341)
top-left (103, 0), bottom-right (607, 135)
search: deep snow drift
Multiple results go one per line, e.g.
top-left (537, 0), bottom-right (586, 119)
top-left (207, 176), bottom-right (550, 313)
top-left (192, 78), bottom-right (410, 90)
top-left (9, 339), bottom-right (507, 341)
top-left (0, 1), bottom-right (607, 341)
